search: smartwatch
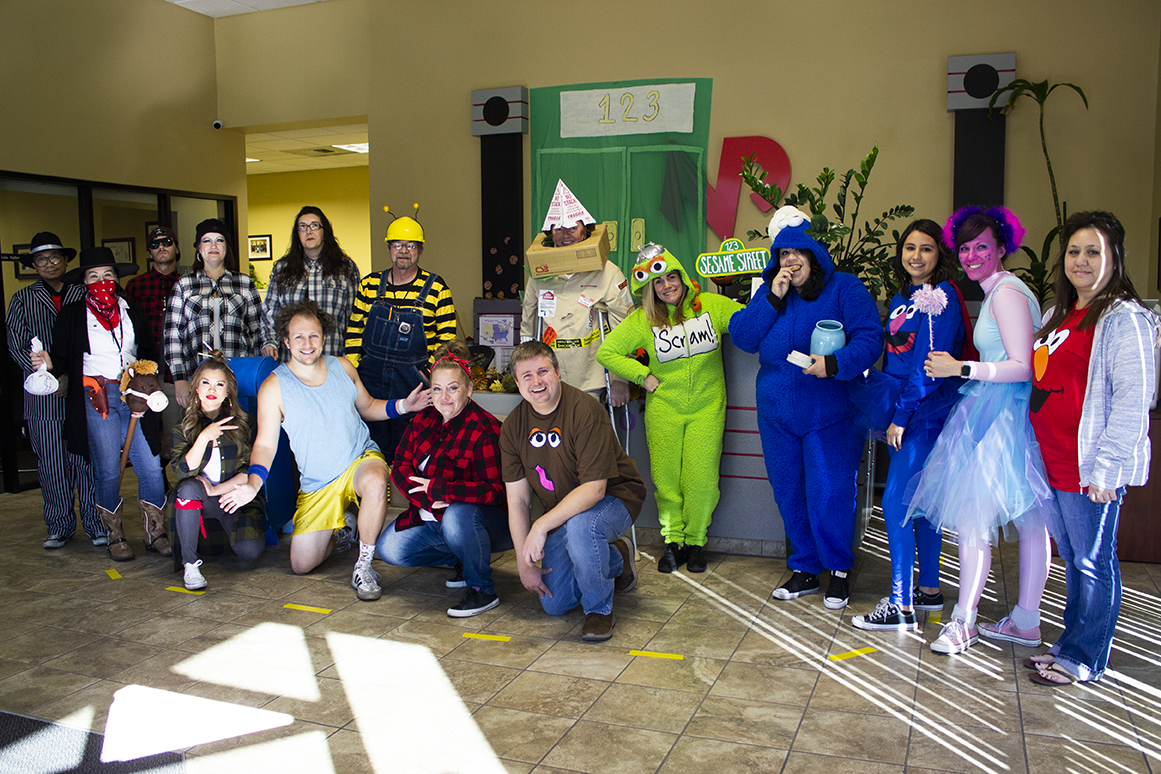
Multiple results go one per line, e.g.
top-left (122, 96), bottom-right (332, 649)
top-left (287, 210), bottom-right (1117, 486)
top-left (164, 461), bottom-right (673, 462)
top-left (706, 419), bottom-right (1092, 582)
top-left (960, 363), bottom-right (972, 378)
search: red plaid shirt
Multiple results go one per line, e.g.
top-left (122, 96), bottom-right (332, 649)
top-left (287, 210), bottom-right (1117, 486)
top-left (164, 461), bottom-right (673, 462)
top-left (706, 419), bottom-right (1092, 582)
top-left (391, 401), bottom-right (505, 530)
top-left (125, 268), bottom-right (179, 380)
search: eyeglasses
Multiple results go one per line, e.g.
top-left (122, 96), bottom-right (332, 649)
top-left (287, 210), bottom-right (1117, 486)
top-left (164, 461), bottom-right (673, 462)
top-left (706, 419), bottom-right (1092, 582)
top-left (390, 241), bottom-right (420, 252)
top-left (32, 254), bottom-right (65, 266)
top-left (297, 222), bottom-right (323, 232)
top-left (148, 238), bottom-right (174, 250)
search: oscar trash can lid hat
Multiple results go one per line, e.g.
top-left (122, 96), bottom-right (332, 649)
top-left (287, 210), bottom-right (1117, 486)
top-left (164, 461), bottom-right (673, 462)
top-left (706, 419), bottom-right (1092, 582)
top-left (21, 231), bottom-right (77, 268)
top-left (62, 246), bottom-right (140, 284)
top-left (541, 179), bottom-right (595, 232)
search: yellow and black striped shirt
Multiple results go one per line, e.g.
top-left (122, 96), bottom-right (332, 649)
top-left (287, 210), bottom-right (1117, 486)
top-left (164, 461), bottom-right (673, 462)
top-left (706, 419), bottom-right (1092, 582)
top-left (344, 268), bottom-right (458, 368)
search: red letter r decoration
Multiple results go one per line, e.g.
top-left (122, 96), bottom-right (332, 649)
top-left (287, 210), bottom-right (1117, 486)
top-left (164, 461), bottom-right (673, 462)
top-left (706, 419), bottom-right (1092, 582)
top-left (706, 136), bottom-right (791, 240)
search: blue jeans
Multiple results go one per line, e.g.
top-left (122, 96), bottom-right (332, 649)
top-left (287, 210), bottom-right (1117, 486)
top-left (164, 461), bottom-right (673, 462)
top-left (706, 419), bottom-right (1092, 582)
top-left (1047, 488), bottom-right (1123, 682)
top-left (87, 383), bottom-right (165, 512)
top-left (376, 503), bottom-right (513, 594)
top-left (539, 495), bottom-right (632, 617)
top-left (884, 423), bottom-right (942, 606)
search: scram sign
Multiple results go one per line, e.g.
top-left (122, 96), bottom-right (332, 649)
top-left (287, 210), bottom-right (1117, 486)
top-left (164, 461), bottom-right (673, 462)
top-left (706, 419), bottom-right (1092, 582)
top-left (695, 239), bottom-right (771, 279)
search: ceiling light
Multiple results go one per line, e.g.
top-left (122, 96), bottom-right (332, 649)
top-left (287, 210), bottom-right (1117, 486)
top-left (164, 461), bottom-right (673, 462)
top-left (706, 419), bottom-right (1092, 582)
top-left (332, 143), bottom-right (369, 153)
top-left (245, 157), bottom-right (260, 163)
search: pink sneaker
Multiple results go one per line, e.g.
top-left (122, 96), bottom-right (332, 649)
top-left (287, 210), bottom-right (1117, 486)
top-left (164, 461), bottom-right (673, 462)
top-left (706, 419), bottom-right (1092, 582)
top-left (930, 618), bottom-right (978, 655)
top-left (979, 616), bottom-right (1041, 647)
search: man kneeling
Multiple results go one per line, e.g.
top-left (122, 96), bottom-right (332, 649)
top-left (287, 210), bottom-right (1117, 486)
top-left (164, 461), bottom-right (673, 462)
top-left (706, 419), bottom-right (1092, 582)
top-left (225, 300), bottom-right (428, 601)
top-left (502, 342), bottom-right (644, 641)
top-left (376, 341), bottom-right (512, 617)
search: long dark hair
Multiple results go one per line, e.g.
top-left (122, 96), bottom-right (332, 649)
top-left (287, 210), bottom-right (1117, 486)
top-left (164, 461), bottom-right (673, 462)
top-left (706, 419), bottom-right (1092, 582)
top-left (274, 206), bottom-right (353, 284)
top-left (783, 248), bottom-right (826, 302)
top-left (1041, 210), bottom-right (1143, 335)
top-left (892, 219), bottom-right (957, 298)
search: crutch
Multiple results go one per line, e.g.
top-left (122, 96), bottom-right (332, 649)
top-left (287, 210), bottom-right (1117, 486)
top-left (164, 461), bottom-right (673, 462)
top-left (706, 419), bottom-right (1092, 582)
top-left (594, 303), bottom-right (637, 553)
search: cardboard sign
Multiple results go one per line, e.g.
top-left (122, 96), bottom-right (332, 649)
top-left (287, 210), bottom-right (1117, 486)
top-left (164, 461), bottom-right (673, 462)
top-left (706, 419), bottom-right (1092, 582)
top-left (695, 238), bottom-right (771, 279)
top-left (526, 224), bottom-right (611, 279)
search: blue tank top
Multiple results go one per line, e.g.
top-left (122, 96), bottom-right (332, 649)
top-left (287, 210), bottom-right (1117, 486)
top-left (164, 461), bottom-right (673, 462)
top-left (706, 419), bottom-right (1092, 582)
top-left (976, 276), bottom-right (1041, 362)
top-left (275, 356), bottom-right (377, 492)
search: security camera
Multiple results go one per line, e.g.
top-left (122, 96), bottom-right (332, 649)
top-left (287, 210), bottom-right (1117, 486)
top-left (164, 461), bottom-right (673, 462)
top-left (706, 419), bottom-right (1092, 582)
top-left (212, 120), bottom-right (223, 130)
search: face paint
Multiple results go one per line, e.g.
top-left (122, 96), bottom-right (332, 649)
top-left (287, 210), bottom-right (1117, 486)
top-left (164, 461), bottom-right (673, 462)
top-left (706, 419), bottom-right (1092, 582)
top-left (957, 230), bottom-right (1004, 282)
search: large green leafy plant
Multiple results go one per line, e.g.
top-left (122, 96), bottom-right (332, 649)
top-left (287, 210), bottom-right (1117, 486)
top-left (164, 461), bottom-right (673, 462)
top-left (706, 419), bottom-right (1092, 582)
top-left (741, 144), bottom-right (914, 299)
top-left (989, 78), bottom-right (1089, 304)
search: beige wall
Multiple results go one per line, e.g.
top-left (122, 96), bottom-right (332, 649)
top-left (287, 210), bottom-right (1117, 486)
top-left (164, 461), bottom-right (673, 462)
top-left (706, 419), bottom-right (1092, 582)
top-left (246, 166), bottom-right (372, 286)
top-left (214, 0), bottom-right (369, 129)
top-left (2, 0), bottom-right (247, 302)
top-left (364, 0), bottom-right (1161, 309)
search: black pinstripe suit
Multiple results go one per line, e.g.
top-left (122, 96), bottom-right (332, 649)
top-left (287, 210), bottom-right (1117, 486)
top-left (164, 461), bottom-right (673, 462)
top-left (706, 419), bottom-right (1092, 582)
top-left (6, 279), bottom-right (100, 539)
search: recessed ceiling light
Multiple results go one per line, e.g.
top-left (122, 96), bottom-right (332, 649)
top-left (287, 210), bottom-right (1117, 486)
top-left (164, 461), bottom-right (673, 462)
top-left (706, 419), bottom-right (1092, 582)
top-left (332, 143), bottom-right (369, 154)
top-left (245, 158), bottom-right (261, 163)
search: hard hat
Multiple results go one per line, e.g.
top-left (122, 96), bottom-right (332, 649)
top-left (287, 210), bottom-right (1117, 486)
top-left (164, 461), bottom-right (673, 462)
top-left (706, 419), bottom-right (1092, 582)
top-left (384, 204), bottom-right (424, 244)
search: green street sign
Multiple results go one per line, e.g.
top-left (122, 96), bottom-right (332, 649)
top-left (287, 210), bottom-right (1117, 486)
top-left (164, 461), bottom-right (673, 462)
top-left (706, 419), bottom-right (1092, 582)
top-left (695, 239), bottom-right (771, 279)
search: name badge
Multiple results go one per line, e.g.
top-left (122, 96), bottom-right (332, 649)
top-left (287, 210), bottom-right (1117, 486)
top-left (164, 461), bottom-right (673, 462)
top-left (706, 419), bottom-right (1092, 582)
top-left (538, 290), bottom-right (556, 318)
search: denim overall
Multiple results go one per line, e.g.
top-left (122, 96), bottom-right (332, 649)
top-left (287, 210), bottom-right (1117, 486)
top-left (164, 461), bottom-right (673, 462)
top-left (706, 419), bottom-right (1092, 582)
top-left (358, 270), bottom-right (435, 459)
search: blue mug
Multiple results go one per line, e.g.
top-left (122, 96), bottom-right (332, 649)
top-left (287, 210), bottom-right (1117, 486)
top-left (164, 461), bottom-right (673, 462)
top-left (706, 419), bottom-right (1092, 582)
top-left (811, 320), bottom-right (846, 356)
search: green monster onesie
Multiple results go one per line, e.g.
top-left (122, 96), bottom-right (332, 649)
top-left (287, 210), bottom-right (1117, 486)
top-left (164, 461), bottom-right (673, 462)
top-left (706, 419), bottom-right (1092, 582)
top-left (597, 244), bottom-right (743, 552)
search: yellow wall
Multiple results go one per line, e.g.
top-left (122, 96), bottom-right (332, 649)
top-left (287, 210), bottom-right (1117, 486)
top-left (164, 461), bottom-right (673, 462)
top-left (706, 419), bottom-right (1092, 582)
top-left (246, 166), bottom-right (372, 286)
top-left (1, 0), bottom-right (246, 303)
top-left (363, 0), bottom-right (1161, 309)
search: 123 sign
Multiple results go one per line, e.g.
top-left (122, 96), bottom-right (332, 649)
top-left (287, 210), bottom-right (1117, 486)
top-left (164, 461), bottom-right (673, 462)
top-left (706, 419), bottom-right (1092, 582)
top-left (560, 83), bottom-right (696, 137)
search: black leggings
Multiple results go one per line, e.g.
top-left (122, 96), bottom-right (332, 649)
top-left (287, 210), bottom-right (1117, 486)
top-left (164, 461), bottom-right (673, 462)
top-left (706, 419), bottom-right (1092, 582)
top-left (174, 478), bottom-right (264, 565)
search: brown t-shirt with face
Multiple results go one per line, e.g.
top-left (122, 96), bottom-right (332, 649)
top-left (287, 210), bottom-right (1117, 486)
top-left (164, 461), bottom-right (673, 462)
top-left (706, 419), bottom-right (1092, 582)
top-left (500, 383), bottom-right (645, 521)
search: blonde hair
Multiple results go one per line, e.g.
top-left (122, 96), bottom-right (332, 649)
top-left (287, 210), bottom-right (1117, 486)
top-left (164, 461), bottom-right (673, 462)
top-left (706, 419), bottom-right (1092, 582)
top-left (641, 273), bottom-right (688, 328)
top-left (179, 353), bottom-right (252, 453)
top-left (431, 339), bottom-right (473, 388)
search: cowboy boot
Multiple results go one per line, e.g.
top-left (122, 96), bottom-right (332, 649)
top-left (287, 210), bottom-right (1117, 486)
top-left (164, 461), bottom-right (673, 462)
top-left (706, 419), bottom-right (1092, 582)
top-left (98, 500), bottom-right (135, 562)
top-left (140, 498), bottom-right (173, 556)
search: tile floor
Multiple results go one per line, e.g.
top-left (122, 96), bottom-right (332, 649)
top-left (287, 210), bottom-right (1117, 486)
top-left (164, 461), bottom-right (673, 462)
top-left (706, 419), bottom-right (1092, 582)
top-left (0, 475), bottom-right (1159, 773)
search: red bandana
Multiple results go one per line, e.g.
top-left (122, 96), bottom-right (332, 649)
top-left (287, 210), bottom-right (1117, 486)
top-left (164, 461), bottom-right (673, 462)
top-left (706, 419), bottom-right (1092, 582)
top-left (85, 280), bottom-right (121, 330)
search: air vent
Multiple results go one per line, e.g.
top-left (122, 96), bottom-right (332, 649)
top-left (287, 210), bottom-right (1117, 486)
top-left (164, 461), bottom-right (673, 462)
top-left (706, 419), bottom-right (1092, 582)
top-left (283, 147), bottom-right (353, 158)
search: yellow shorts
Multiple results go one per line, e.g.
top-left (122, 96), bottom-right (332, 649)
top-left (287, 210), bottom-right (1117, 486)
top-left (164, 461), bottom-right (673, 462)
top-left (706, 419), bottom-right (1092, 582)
top-left (292, 449), bottom-right (387, 535)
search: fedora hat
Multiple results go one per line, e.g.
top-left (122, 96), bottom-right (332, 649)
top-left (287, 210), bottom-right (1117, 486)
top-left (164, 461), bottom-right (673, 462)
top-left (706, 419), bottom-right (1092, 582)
top-left (62, 246), bottom-right (139, 284)
top-left (20, 232), bottom-right (77, 269)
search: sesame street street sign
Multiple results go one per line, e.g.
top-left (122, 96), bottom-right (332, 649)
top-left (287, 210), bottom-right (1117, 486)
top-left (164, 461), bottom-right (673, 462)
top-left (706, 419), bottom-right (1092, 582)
top-left (695, 239), bottom-right (771, 279)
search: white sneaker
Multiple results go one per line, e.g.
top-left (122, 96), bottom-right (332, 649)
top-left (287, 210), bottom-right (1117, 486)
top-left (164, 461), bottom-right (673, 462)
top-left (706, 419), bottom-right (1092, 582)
top-left (43, 534), bottom-right (69, 549)
top-left (352, 561), bottom-right (381, 601)
top-left (184, 560), bottom-right (207, 591)
top-left (930, 617), bottom-right (978, 655)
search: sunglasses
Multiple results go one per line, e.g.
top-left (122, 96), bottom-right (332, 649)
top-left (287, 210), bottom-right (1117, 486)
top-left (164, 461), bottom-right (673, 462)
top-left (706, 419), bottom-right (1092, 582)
top-left (149, 238), bottom-right (174, 249)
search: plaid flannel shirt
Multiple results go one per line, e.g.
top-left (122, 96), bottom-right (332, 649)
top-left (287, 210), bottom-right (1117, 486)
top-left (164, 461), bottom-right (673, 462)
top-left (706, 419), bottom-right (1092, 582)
top-left (164, 269), bottom-right (270, 381)
top-left (125, 269), bottom-right (179, 380)
top-left (391, 401), bottom-right (505, 530)
top-left (263, 255), bottom-right (361, 358)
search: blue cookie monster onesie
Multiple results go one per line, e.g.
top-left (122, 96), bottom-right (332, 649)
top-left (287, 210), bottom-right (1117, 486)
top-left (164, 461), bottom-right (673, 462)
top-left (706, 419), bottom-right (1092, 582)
top-left (729, 208), bottom-right (883, 576)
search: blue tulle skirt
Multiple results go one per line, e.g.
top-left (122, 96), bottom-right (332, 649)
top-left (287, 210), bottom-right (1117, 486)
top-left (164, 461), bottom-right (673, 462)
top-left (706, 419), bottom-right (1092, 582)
top-left (847, 369), bottom-right (962, 442)
top-left (904, 379), bottom-right (1058, 546)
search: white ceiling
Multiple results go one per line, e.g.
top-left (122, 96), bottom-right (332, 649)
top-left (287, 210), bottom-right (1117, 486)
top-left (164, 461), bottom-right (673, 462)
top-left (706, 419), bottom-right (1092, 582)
top-left (244, 123), bottom-right (369, 176)
top-left (161, 0), bottom-right (327, 18)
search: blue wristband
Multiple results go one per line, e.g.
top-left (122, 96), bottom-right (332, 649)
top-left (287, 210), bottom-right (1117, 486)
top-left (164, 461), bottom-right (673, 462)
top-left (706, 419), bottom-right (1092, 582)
top-left (248, 464), bottom-right (269, 485)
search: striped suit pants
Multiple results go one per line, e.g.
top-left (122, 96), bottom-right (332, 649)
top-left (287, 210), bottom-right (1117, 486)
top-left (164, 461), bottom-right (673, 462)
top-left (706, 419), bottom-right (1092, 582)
top-left (26, 419), bottom-right (101, 539)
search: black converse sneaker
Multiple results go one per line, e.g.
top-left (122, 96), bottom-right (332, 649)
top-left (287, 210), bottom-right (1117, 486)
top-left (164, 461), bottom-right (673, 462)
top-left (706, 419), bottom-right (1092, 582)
top-left (852, 598), bottom-right (918, 631)
top-left (446, 562), bottom-right (467, 589)
top-left (911, 586), bottom-right (945, 611)
top-left (823, 570), bottom-right (850, 610)
top-left (447, 588), bottom-right (499, 618)
top-left (771, 571), bottom-right (820, 600)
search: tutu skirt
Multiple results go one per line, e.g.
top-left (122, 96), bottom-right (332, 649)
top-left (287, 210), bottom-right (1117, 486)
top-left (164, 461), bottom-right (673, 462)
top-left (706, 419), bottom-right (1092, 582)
top-left (847, 369), bottom-right (962, 442)
top-left (904, 379), bottom-right (1058, 545)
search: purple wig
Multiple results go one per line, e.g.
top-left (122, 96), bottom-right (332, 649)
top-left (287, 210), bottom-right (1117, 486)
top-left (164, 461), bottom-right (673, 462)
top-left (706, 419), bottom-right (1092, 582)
top-left (942, 205), bottom-right (1026, 255)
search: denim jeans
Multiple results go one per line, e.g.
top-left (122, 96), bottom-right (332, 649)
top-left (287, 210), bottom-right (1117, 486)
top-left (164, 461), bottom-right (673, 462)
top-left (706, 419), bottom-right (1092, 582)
top-left (376, 503), bottom-right (513, 594)
top-left (1047, 487), bottom-right (1123, 682)
top-left (87, 383), bottom-right (165, 512)
top-left (539, 495), bottom-right (632, 617)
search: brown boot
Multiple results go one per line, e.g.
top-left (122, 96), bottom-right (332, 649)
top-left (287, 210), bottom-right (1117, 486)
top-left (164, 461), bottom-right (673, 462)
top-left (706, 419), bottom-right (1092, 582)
top-left (140, 499), bottom-right (173, 556)
top-left (98, 501), bottom-right (135, 562)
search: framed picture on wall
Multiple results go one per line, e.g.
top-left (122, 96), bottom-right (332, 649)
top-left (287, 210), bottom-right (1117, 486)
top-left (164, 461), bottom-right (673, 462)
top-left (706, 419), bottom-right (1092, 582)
top-left (11, 244), bottom-right (37, 280)
top-left (101, 238), bottom-right (135, 268)
top-left (248, 235), bottom-right (273, 261)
